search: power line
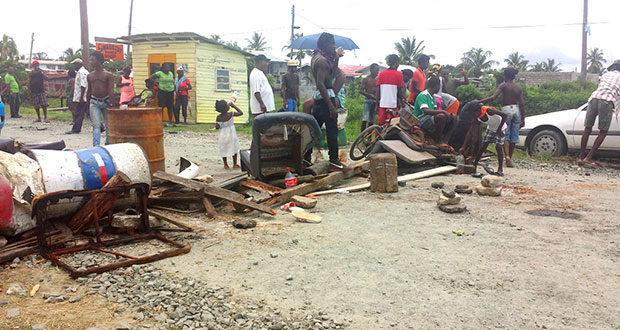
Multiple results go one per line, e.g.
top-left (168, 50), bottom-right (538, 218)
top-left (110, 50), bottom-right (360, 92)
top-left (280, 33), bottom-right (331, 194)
top-left (303, 21), bottom-right (610, 32)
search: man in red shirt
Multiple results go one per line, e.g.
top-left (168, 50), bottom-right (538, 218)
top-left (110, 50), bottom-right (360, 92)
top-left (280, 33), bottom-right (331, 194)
top-left (375, 54), bottom-right (404, 125)
top-left (407, 54), bottom-right (430, 103)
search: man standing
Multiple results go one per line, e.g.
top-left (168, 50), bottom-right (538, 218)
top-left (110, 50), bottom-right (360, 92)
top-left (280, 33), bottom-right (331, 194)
top-left (67, 58), bottom-right (88, 134)
top-left (476, 68), bottom-right (524, 167)
top-left (305, 33), bottom-right (349, 171)
top-left (375, 55), bottom-right (403, 125)
top-left (4, 66), bottom-right (22, 118)
top-left (578, 60), bottom-right (620, 166)
top-left (86, 51), bottom-right (115, 146)
top-left (359, 63), bottom-right (379, 131)
top-left (407, 54), bottom-right (430, 103)
top-left (29, 61), bottom-right (49, 123)
top-left (281, 60), bottom-right (300, 112)
top-left (440, 67), bottom-right (469, 95)
top-left (249, 55), bottom-right (275, 116)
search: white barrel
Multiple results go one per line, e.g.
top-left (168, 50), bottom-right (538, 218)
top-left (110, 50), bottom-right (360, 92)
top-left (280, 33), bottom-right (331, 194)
top-left (104, 143), bottom-right (151, 186)
top-left (29, 149), bottom-right (84, 192)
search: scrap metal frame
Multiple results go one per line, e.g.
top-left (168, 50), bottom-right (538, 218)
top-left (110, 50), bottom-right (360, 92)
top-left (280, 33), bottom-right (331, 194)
top-left (31, 184), bottom-right (191, 278)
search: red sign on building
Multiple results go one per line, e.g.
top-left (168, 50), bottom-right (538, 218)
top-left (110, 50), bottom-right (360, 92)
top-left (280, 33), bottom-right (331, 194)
top-left (96, 43), bottom-right (124, 61)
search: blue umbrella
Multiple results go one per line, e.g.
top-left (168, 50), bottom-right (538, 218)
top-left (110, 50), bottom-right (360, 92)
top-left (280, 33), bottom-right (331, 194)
top-left (288, 33), bottom-right (359, 50)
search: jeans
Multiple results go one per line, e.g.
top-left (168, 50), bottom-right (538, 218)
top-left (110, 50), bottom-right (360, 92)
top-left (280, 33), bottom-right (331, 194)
top-left (9, 93), bottom-right (21, 117)
top-left (502, 104), bottom-right (521, 143)
top-left (304, 98), bottom-right (339, 163)
top-left (72, 102), bottom-right (87, 133)
top-left (285, 98), bottom-right (297, 112)
top-left (90, 98), bottom-right (109, 146)
top-left (174, 94), bottom-right (188, 122)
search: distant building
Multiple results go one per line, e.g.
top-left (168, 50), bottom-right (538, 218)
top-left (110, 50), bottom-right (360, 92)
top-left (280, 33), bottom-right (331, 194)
top-left (18, 59), bottom-right (67, 71)
top-left (516, 72), bottom-right (599, 87)
top-left (123, 32), bottom-right (254, 124)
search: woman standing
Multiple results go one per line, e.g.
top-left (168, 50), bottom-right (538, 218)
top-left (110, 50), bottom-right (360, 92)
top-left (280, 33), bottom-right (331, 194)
top-left (117, 66), bottom-right (135, 105)
top-left (149, 62), bottom-right (175, 122)
top-left (174, 66), bottom-right (192, 123)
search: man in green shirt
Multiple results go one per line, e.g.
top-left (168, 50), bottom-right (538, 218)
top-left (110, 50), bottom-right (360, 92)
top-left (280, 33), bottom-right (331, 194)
top-left (414, 77), bottom-right (454, 143)
top-left (4, 66), bottom-right (22, 118)
top-left (149, 62), bottom-right (176, 122)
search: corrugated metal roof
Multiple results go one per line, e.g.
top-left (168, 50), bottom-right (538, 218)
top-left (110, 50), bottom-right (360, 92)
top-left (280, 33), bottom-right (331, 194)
top-left (339, 65), bottom-right (366, 77)
top-left (120, 32), bottom-right (255, 57)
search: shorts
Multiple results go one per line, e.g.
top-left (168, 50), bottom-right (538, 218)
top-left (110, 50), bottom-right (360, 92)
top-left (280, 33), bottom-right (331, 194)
top-left (585, 98), bottom-right (614, 131)
top-left (362, 99), bottom-right (376, 122)
top-left (285, 98), bottom-right (297, 112)
top-left (158, 90), bottom-right (174, 109)
top-left (418, 115), bottom-right (436, 133)
top-left (502, 104), bottom-right (521, 143)
top-left (378, 107), bottom-right (398, 125)
top-left (483, 128), bottom-right (504, 145)
top-left (31, 92), bottom-right (49, 109)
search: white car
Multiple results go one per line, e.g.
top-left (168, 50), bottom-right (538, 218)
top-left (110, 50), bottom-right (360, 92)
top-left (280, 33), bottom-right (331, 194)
top-left (517, 103), bottom-right (620, 156)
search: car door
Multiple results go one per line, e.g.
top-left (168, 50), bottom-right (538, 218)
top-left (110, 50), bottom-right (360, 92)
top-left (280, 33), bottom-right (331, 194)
top-left (572, 102), bottom-right (620, 150)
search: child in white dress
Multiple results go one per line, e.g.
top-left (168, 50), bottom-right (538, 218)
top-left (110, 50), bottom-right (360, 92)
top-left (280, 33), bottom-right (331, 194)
top-left (215, 100), bottom-right (243, 169)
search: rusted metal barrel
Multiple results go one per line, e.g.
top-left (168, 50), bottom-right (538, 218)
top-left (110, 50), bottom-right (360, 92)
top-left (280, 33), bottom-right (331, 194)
top-left (107, 107), bottom-right (165, 175)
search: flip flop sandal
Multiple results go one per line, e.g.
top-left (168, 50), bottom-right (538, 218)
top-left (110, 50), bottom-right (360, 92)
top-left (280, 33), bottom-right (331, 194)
top-left (482, 163), bottom-right (497, 175)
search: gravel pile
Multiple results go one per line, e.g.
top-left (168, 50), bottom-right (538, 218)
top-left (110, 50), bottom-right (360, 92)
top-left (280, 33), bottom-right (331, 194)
top-left (74, 264), bottom-right (347, 330)
top-left (511, 158), bottom-right (619, 177)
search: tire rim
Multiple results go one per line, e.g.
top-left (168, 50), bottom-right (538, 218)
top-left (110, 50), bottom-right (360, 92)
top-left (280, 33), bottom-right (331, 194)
top-left (534, 135), bottom-right (558, 154)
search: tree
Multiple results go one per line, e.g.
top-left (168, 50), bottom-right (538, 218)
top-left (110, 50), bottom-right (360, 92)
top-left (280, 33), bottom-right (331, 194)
top-left (529, 62), bottom-right (545, 72)
top-left (245, 32), bottom-right (269, 51)
top-left (541, 58), bottom-right (561, 72)
top-left (32, 52), bottom-right (50, 60)
top-left (586, 47), bottom-right (606, 74)
top-left (284, 33), bottom-right (312, 63)
top-left (394, 36), bottom-right (428, 66)
top-left (225, 41), bottom-right (242, 51)
top-left (0, 34), bottom-right (19, 61)
top-left (504, 52), bottom-right (529, 72)
top-left (60, 47), bottom-right (79, 62)
top-left (209, 34), bottom-right (222, 43)
top-left (460, 48), bottom-right (498, 76)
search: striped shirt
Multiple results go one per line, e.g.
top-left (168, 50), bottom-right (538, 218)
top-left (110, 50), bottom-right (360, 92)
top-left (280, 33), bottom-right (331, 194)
top-left (589, 70), bottom-right (620, 106)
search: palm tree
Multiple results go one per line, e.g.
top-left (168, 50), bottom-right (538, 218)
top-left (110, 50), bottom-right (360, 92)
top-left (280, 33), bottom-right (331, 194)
top-left (461, 48), bottom-right (498, 76)
top-left (587, 48), bottom-right (606, 74)
top-left (0, 34), bottom-right (19, 61)
top-left (529, 62), bottom-right (545, 72)
top-left (394, 36), bottom-right (428, 66)
top-left (541, 58), bottom-right (561, 72)
top-left (60, 47), bottom-right (78, 62)
top-left (32, 52), bottom-right (50, 60)
top-left (245, 32), bottom-right (270, 51)
top-left (284, 33), bottom-right (312, 63)
top-left (504, 52), bottom-right (529, 72)
top-left (209, 34), bottom-right (222, 43)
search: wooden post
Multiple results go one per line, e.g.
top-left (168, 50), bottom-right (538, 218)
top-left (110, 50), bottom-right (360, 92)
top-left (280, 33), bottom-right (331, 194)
top-left (79, 0), bottom-right (90, 70)
top-left (369, 153), bottom-right (398, 193)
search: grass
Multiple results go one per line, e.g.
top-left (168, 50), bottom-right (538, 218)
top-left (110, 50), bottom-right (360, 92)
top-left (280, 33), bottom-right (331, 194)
top-left (18, 98), bottom-right (73, 122)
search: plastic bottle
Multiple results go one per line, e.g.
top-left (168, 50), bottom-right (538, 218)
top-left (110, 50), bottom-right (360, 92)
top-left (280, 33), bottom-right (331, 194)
top-left (284, 168), bottom-right (297, 187)
top-left (229, 90), bottom-right (239, 104)
top-left (456, 155), bottom-right (465, 175)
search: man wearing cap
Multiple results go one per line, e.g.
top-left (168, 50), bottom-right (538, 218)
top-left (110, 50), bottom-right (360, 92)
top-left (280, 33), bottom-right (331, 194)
top-left (67, 58), bottom-right (89, 134)
top-left (174, 66), bottom-right (191, 123)
top-left (578, 60), bottom-right (620, 165)
top-left (3, 66), bottom-right (21, 118)
top-left (249, 54), bottom-right (275, 116)
top-left (281, 60), bottom-right (300, 112)
top-left (29, 60), bottom-right (49, 123)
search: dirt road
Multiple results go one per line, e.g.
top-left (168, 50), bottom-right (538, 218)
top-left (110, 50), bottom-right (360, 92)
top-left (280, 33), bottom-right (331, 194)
top-left (2, 117), bottom-right (620, 329)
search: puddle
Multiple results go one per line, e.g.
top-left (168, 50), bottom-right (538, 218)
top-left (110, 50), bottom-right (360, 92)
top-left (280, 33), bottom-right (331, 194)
top-left (525, 209), bottom-right (581, 220)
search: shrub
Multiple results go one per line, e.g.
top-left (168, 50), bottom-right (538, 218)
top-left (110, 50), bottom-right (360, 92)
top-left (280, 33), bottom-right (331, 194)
top-left (454, 84), bottom-right (482, 107)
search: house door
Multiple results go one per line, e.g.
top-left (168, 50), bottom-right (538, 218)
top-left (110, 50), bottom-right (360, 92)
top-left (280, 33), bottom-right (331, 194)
top-left (147, 54), bottom-right (176, 121)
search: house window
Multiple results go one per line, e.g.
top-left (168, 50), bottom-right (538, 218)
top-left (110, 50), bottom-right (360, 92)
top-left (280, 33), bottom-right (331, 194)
top-left (215, 69), bottom-right (231, 91)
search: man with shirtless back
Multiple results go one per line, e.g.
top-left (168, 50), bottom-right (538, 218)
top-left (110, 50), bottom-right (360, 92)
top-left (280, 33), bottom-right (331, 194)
top-left (475, 68), bottom-right (525, 167)
top-left (304, 32), bottom-right (350, 172)
top-left (359, 63), bottom-right (379, 131)
top-left (87, 51), bottom-right (115, 146)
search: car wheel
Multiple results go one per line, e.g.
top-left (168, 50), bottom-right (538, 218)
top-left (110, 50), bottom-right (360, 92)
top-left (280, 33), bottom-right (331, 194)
top-left (528, 129), bottom-right (567, 156)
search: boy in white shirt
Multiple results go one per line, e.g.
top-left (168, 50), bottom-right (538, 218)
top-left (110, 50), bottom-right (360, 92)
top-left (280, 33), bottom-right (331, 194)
top-left (474, 106), bottom-right (508, 176)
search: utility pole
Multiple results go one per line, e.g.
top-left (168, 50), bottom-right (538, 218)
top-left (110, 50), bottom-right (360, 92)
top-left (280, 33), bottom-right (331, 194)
top-left (289, 5), bottom-right (300, 59)
top-left (28, 33), bottom-right (34, 68)
top-left (80, 0), bottom-right (90, 70)
top-left (580, 0), bottom-right (588, 87)
top-left (127, 0), bottom-right (134, 63)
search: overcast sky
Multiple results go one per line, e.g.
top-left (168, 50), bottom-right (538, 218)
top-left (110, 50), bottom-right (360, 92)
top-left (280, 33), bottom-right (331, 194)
top-left (4, 0), bottom-right (619, 71)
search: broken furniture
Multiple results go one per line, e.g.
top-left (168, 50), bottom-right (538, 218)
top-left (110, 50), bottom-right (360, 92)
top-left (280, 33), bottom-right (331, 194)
top-left (240, 112), bottom-right (321, 180)
top-left (30, 180), bottom-right (191, 278)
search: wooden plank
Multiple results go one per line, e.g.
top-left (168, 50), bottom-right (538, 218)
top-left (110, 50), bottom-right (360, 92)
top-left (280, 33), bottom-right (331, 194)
top-left (154, 171), bottom-right (275, 216)
top-left (149, 210), bottom-right (194, 232)
top-left (377, 140), bottom-right (436, 164)
top-left (270, 161), bottom-right (369, 205)
top-left (212, 172), bottom-right (248, 189)
top-left (310, 165), bottom-right (456, 196)
top-left (240, 179), bottom-right (283, 196)
top-left (201, 197), bottom-right (218, 218)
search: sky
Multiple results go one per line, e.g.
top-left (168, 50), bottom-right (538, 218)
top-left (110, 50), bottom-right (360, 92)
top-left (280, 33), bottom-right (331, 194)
top-left (3, 0), bottom-right (619, 71)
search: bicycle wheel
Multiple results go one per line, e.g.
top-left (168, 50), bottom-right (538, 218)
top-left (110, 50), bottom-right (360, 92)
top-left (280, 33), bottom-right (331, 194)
top-left (349, 125), bottom-right (384, 160)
